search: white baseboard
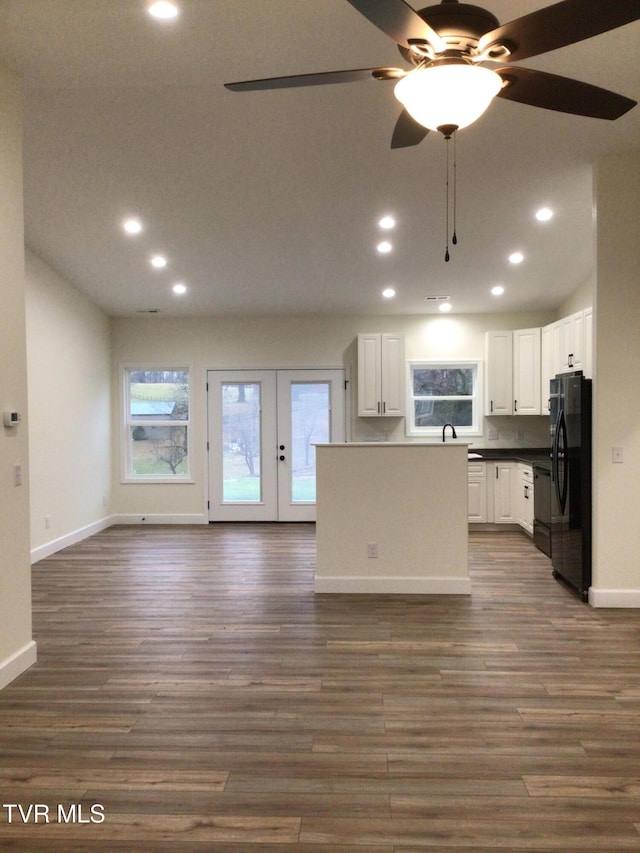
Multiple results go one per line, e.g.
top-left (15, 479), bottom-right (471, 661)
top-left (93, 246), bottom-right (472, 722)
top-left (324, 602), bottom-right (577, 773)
top-left (589, 588), bottom-right (640, 608)
top-left (0, 641), bottom-right (37, 691)
top-left (314, 576), bottom-right (472, 595)
top-left (31, 515), bottom-right (115, 563)
top-left (112, 513), bottom-right (208, 526)
top-left (31, 514), bottom-right (209, 563)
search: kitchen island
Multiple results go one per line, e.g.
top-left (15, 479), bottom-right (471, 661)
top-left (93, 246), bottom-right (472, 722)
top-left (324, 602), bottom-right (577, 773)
top-left (315, 443), bottom-right (470, 594)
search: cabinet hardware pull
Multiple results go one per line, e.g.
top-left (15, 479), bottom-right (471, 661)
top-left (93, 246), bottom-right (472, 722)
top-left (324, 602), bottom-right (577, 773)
top-left (514, 400), bottom-right (518, 412)
top-left (490, 400), bottom-right (493, 413)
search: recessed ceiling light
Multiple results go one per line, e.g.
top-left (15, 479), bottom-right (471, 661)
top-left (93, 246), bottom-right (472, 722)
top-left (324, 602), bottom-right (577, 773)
top-left (382, 287), bottom-right (396, 299)
top-left (123, 217), bottom-right (143, 235)
top-left (508, 251), bottom-right (524, 265)
top-left (535, 207), bottom-right (554, 222)
top-left (491, 285), bottom-right (505, 296)
top-left (439, 302), bottom-right (452, 313)
top-left (148, 1), bottom-right (180, 20)
top-left (378, 215), bottom-right (396, 230)
top-left (150, 255), bottom-right (167, 269)
top-left (377, 241), bottom-right (393, 254)
top-left (172, 283), bottom-right (187, 295)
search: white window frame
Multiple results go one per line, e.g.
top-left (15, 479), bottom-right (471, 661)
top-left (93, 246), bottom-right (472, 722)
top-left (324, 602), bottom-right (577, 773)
top-left (122, 365), bottom-right (193, 483)
top-left (406, 360), bottom-right (483, 438)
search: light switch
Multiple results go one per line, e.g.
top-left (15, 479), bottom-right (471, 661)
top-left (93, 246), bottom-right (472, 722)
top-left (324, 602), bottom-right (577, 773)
top-left (13, 464), bottom-right (22, 486)
top-left (612, 447), bottom-right (624, 464)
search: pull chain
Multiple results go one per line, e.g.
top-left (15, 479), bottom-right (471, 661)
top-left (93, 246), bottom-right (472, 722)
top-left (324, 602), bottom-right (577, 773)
top-left (445, 135), bottom-right (450, 262)
top-left (452, 131), bottom-right (458, 246)
top-left (442, 126), bottom-right (458, 262)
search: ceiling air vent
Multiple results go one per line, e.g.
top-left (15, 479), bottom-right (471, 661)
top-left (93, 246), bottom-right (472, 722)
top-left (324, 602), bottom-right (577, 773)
top-left (136, 308), bottom-right (161, 314)
top-left (424, 295), bottom-right (449, 302)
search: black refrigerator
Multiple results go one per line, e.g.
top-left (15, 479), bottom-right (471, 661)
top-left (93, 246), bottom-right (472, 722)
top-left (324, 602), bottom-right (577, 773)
top-left (549, 371), bottom-right (592, 600)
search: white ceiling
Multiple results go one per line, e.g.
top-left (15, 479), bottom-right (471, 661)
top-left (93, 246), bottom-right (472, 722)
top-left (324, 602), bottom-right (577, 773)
top-left (1, 0), bottom-right (639, 317)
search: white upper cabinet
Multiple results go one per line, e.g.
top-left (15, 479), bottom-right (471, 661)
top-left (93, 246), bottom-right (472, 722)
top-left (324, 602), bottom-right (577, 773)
top-left (485, 328), bottom-right (540, 416)
top-left (513, 327), bottom-right (541, 415)
top-left (583, 306), bottom-right (593, 379)
top-left (541, 308), bottom-right (592, 410)
top-left (357, 333), bottom-right (405, 417)
top-left (560, 310), bottom-right (585, 372)
top-left (485, 330), bottom-right (513, 416)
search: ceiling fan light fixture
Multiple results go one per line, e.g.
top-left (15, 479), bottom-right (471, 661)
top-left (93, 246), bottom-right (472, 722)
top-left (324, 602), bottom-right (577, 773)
top-left (394, 63), bottom-right (502, 133)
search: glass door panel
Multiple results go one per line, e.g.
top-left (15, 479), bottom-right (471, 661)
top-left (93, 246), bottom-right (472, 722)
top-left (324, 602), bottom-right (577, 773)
top-left (208, 369), bottom-right (344, 522)
top-left (208, 370), bottom-right (277, 521)
top-left (290, 383), bottom-right (330, 503)
top-left (277, 370), bottom-right (345, 522)
top-left (221, 382), bottom-right (262, 503)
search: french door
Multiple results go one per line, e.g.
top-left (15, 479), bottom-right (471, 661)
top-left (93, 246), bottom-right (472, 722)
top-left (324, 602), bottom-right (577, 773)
top-left (207, 369), bottom-right (345, 521)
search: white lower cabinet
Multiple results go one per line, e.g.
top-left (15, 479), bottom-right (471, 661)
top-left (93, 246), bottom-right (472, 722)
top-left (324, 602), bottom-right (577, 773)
top-left (469, 460), bottom-right (533, 530)
top-left (491, 461), bottom-right (517, 524)
top-left (516, 463), bottom-right (534, 536)
top-left (467, 462), bottom-right (487, 522)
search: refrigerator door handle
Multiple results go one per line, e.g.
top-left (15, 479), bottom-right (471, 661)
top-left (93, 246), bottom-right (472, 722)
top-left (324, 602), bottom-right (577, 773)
top-left (557, 409), bottom-right (568, 515)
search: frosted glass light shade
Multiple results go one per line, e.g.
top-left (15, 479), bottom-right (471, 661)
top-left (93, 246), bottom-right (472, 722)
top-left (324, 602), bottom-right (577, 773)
top-left (394, 64), bottom-right (502, 133)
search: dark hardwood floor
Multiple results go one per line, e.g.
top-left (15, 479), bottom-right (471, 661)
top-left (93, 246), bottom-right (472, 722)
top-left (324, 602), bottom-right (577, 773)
top-left (1, 524), bottom-right (640, 851)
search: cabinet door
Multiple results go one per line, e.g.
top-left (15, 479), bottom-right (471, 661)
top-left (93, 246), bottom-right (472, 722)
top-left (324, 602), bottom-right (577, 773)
top-left (492, 462), bottom-right (516, 523)
top-left (513, 327), bottom-right (541, 415)
top-left (517, 465), bottom-right (534, 534)
top-left (485, 331), bottom-right (513, 416)
top-left (583, 307), bottom-right (593, 379)
top-left (357, 334), bottom-right (382, 416)
top-left (468, 463), bottom-right (487, 523)
top-left (541, 324), bottom-right (553, 415)
top-left (381, 334), bottom-right (405, 416)
top-left (561, 311), bottom-right (584, 371)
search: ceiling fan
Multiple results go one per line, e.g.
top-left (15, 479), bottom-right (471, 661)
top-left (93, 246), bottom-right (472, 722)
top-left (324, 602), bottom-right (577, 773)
top-left (225, 0), bottom-right (639, 147)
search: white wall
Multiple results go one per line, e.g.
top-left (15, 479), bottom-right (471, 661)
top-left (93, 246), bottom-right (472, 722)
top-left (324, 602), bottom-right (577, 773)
top-left (0, 67), bottom-right (36, 689)
top-left (591, 151), bottom-right (640, 606)
top-left (25, 250), bottom-right (112, 561)
top-left (110, 309), bottom-right (554, 520)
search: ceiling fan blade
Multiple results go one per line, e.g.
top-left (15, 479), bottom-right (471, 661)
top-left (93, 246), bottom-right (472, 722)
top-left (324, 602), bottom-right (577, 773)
top-left (346, 0), bottom-right (446, 52)
top-left (496, 66), bottom-right (637, 120)
top-left (479, 0), bottom-right (640, 63)
top-left (391, 109), bottom-right (429, 148)
top-left (225, 66), bottom-right (405, 92)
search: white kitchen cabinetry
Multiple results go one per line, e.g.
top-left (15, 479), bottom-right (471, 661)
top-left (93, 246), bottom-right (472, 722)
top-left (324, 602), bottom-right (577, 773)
top-left (561, 311), bottom-right (585, 372)
top-left (541, 320), bottom-right (562, 414)
top-left (516, 463), bottom-right (534, 535)
top-left (485, 329), bottom-right (540, 416)
top-left (467, 461), bottom-right (487, 523)
top-left (357, 333), bottom-right (404, 417)
top-left (490, 461), bottom-right (517, 524)
top-left (485, 331), bottom-right (513, 416)
top-left (541, 308), bottom-right (592, 410)
top-left (513, 327), bottom-right (541, 415)
top-left (583, 307), bottom-right (593, 379)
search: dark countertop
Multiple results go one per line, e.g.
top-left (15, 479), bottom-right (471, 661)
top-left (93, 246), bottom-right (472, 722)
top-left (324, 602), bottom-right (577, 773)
top-left (470, 447), bottom-right (552, 470)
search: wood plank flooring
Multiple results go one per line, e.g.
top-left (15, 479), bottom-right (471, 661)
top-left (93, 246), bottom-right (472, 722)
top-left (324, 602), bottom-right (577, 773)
top-left (1, 524), bottom-right (640, 851)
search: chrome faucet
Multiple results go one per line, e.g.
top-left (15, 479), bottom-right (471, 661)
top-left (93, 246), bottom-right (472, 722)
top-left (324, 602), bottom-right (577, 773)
top-left (442, 423), bottom-right (457, 442)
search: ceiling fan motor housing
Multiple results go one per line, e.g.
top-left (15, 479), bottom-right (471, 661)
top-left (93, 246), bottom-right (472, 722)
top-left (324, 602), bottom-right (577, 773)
top-left (399, 1), bottom-right (500, 62)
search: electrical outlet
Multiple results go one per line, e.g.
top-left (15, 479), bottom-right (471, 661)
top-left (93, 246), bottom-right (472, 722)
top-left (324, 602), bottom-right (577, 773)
top-left (45, 515), bottom-right (51, 529)
top-left (612, 447), bottom-right (624, 463)
top-left (367, 543), bottom-right (379, 558)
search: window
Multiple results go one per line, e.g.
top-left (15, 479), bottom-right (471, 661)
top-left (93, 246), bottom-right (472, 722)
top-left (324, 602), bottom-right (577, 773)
top-left (406, 360), bottom-right (482, 437)
top-left (123, 368), bottom-right (190, 480)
